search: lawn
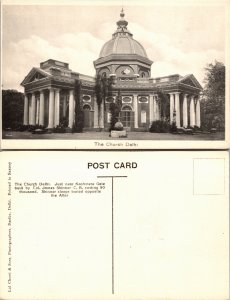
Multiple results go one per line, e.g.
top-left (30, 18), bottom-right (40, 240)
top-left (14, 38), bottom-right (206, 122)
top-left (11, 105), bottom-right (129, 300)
top-left (2, 130), bottom-right (225, 141)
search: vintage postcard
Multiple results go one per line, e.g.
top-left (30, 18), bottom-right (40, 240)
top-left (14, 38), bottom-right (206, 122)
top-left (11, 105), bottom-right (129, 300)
top-left (0, 151), bottom-right (229, 299)
top-left (1, 0), bottom-right (229, 149)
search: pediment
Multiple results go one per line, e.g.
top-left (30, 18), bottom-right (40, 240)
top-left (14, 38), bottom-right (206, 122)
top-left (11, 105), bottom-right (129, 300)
top-left (178, 74), bottom-right (202, 89)
top-left (182, 78), bottom-right (197, 87)
top-left (21, 67), bottom-right (51, 86)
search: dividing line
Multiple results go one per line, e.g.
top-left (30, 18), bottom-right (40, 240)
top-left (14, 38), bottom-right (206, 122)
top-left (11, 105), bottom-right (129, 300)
top-left (112, 177), bottom-right (114, 294)
top-left (97, 175), bottom-right (127, 294)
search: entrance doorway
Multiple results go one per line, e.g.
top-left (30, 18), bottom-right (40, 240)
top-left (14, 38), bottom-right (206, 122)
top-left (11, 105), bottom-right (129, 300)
top-left (120, 105), bottom-right (134, 131)
top-left (83, 104), bottom-right (93, 128)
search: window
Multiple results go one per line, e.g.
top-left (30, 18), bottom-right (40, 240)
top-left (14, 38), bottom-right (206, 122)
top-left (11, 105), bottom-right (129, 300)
top-left (138, 96), bottom-right (148, 103)
top-left (122, 96), bottom-right (132, 103)
top-left (83, 95), bottom-right (91, 102)
top-left (83, 104), bottom-right (91, 110)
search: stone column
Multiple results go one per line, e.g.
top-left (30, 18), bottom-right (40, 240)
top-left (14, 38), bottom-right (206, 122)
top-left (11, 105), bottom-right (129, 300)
top-left (48, 88), bottom-right (55, 128)
top-left (169, 93), bottom-right (174, 124)
top-left (175, 92), bottom-right (180, 127)
top-left (29, 97), bottom-right (32, 125)
top-left (183, 94), bottom-right (188, 128)
top-left (36, 97), bottom-right (39, 125)
top-left (153, 95), bottom-right (156, 121)
top-left (196, 98), bottom-right (201, 127)
top-left (74, 98), bottom-right (76, 126)
top-left (31, 92), bottom-right (36, 125)
top-left (23, 94), bottom-right (29, 125)
top-left (39, 90), bottom-right (45, 126)
top-left (149, 94), bottom-right (154, 124)
top-left (63, 94), bottom-right (67, 118)
top-left (68, 89), bottom-right (74, 128)
top-left (54, 89), bottom-right (60, 126)
top-left (133, 94), bottom-right (138, 128)
top-left (94, 97), bottom-right (99, 128)
top-left (190, 95), bottom-right (195, 127)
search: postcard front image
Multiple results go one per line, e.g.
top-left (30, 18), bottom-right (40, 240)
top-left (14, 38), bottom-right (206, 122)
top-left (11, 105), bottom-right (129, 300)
top-left (1, 0), bottom-right (229, 149)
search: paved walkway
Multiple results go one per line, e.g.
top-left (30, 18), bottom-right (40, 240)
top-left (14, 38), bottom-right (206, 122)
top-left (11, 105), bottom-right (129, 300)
top-left (2, 130), bottom-right (225, 140)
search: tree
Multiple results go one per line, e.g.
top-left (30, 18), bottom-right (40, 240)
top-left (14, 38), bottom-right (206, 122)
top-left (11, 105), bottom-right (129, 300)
top-left (95, 74), bottom-right (103, 111)
top-left (201, 61), bottom-right (225, 130)
top-left (72, 79), bottom-right (84, 133)
top-left (156, 88), bottom-right (170, 120)
top-left (2, 89), bottom-right (24, 129)
top-left (95, 74), bottom-right (112, 129)
top-left (109, 90), bottom-right (122, 131)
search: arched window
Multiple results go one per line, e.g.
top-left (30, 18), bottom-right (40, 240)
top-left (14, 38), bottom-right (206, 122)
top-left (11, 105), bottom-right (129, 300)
top-left (122, 105), bottom-right (132, 111)
top-left (121, 105), bottom-right (132, 128)
top-left (83, 104), bottom-right (91, 110)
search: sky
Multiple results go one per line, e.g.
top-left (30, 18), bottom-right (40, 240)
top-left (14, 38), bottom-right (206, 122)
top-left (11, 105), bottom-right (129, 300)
top-left (2, 1), bottom-right (226, 91)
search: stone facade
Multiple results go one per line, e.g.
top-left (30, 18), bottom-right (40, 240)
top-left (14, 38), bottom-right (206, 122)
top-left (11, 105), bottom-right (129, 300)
top-left (21, 10), bottom-right (202, 132)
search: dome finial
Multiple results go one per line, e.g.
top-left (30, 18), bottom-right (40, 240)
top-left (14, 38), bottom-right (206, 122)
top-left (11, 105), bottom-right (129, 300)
top-left (116, 7), bottom-right (128, 30)
top-left (113, 8), bottom-right (132, 38)
top-left (120, 7), bottom-right (125, 18)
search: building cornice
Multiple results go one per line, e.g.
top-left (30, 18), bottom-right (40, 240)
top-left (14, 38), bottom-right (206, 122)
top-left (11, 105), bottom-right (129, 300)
top-left (94, 54), bottom-right (153, 67)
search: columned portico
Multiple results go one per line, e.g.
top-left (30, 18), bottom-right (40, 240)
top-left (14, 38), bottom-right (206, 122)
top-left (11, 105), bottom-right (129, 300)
top-left (22, 87), bottom-right (201, 131)
top-left (23, 94), bottom-right (29, 125)
top-left (190, 95), bottom-right (195, 127)
top-left (183, 94), bottom-right (188, 128)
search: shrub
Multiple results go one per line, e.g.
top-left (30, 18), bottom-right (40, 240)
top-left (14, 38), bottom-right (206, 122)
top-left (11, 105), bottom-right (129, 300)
top-left (72, 111), bottom-right (84, 133)
top-left (170, 122), bottom-right (177, 133)
top-left (54, 125), bottom-right (66, 133)
top-left (149, 120), bottom-right (171, 133)
top-left (18, 125), bottom-right (29, 132)
top-left (31, 125), bottom-right (47, 134)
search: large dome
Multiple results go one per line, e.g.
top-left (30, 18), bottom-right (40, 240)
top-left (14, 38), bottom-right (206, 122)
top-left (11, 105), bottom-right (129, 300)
top-left (94, 9), bottom-right (153, 78)
top-left (99, 9), bottom-right (148, 59)
top-left (99, 36), bottom-right (147, 58)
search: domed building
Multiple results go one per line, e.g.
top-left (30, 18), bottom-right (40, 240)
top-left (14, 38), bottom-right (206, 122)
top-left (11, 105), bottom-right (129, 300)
top-left (21, 9), bottom-right (202, 132)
